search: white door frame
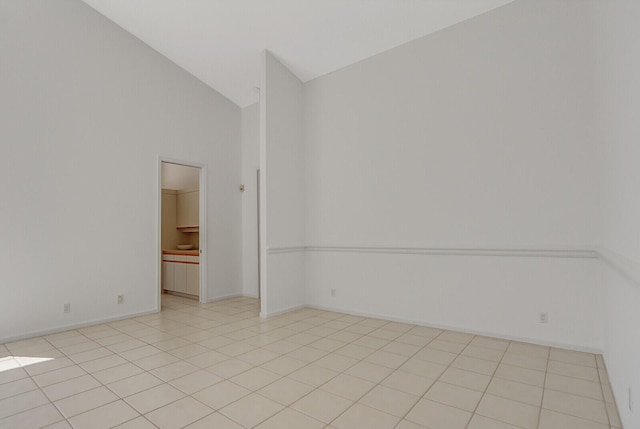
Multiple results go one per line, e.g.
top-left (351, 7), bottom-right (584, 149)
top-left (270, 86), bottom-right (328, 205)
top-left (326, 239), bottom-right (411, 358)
top-left (157, 157), bottom-right (208, 310)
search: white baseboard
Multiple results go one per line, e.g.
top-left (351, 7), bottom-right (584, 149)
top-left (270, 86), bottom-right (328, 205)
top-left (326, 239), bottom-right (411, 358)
top-left (0, 309), bottom-right (159, 345)
top-left (3, 294), bottom-right (254, 344)
top-left (260, 304), bottom-right (305, 319)
top-left (306, 303), bottom-right (603, 354)
top-left (163, 291), bottom-right (198, 300)
top-left (206, 293), bottom-right (243, 303)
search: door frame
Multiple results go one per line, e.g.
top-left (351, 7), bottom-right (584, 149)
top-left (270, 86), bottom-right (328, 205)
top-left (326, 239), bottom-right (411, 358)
top-left (257, 169), bottom-right (261, 299)
top-left (157, 157), bottom-right (208, 310)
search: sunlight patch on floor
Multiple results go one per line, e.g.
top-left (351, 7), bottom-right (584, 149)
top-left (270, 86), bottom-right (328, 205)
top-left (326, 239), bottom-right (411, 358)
top-left (0, 356), bottom-right (54, 372)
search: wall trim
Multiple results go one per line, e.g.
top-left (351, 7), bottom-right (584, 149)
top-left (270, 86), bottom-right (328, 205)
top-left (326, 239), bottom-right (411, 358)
top-left (260, 304), bottom-right (305, 319)
top-left (0, 309), bottom-right (159, 345)
top-left (268, 245), bottom-right (598, 259)
top-left (306, 303), bottom-right (603, 354)
top-left (3, 293), bottom-right (252, 343)
top-left (597, 247), bottom-right (640, 288)
top-left (266, 244), bottom-right (640, 286)
top-left (267, 246), bottom-right (306, 254)
top-left (206, 293), bottom-right (243, 303)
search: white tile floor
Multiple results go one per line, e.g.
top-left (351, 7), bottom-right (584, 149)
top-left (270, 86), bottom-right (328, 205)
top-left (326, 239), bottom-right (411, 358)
top-left (0, 295), bottom-right (622, 429)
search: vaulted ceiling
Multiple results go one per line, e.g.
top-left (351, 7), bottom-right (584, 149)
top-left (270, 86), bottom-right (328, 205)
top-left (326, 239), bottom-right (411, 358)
top-left (82, 0), bottom-right (513, 107)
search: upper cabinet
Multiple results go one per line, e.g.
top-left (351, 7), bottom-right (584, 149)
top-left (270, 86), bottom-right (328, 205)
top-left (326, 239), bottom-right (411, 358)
top-left (176, 187), bottom-right (199, 228)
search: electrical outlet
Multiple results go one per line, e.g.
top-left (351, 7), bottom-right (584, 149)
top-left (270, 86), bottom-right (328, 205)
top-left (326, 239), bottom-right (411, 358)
top-left (331, 289), bottom-right (336, 297)
top-left (539, 312), bottom-right (548, 324)
top-left (630, 387), bottom-right (634, 412)
top-left (117, 295), bottom-right (124, 305)
top-left (64, 303), bottom-right (71, 313)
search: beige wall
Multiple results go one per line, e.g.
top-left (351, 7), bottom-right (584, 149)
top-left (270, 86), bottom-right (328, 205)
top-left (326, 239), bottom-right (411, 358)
top-left (161, 190), bottom-right (180, 250)
top-left (162, 188), bottom-right (200, 251)
top-left (176, 188), bottom-right (199, 227)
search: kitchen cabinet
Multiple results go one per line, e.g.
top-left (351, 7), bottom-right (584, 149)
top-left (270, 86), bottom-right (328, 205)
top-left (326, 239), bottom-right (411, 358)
top-left (162, 255), bottom-right (175, 292)
top-left (186, 258), bottom-right (199, 296)
top-left (173, 257), bottom-right (187, 293)
top-left (162, 252), bottom-right (199, 297)
top-left (177, 188), bottom-right (199, 228)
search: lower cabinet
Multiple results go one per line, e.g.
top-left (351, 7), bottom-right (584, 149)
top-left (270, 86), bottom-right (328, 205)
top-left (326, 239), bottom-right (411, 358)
top-left (162, 258), bottom-right (175, 291)
top-left (162, 254), bottom-right (199, 297)
top-left (185, 256), bottom-right (199, 296)
top-left (174, 260), bottom-right (187, 293)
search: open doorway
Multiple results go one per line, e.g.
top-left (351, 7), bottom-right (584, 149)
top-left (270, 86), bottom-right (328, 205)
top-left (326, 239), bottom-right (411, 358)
top-left (158, 160), bottom-right (207, 308)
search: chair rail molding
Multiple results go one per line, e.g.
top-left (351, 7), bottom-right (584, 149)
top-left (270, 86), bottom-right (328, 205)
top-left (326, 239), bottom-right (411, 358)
top-left (269, 245), bottom-right (598, 259)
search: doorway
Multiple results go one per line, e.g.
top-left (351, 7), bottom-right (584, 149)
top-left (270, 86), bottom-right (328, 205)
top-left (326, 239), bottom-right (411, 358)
top-left (158, 160), bottom-right (207, 309)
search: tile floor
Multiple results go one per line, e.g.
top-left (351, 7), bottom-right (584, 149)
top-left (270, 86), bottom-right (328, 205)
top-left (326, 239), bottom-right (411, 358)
top-left (0, 295), bottom-right (622, 429)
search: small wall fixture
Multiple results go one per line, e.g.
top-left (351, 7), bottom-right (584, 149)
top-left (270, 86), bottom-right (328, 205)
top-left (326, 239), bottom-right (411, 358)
top-left (239, 184), bottom-right (245, 192)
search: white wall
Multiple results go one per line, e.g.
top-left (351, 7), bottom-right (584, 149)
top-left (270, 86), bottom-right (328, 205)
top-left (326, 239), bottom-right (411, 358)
top-left (600, 259), bottom-right (640, 427)
top-left (307, 251), bottom-right (602, 351)
top-left (304, 0), bottom-right (598, 249)
top-left (260, 52), bottom-right (305, 316)
top-left (302, 0), bottom-right (603, 350)
top-left (242, 103), bottom-right (260, 297)
top-left (592, 1), bottom-right (640, 426)
top-left (0, 0), bottom-right (242, 342)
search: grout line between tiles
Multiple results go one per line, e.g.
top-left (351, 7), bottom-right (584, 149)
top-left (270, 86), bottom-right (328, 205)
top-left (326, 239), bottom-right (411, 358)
top-left (461, 335), bottom-right (510, 429)
top-left (535, 343), bottom-right (551, 429)
top-left (0, 295), bottom-right (622, 429)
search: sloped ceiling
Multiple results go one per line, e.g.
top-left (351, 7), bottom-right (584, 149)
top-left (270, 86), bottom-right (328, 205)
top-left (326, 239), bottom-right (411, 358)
top-left (82, 0), bottom-right (514, 107)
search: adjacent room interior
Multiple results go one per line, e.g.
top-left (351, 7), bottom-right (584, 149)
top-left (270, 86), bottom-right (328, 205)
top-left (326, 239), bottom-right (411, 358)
top-left (1, 0), bottom-right (638, 428)
top-left (160, 162), bottom-right (202, 302)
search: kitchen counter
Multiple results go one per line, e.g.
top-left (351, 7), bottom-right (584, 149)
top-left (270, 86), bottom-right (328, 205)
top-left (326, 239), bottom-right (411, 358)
top-left (163, 249), bottom-right (199, 256)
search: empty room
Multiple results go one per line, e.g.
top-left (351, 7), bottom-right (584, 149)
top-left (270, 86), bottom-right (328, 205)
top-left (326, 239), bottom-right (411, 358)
top-left (1, 0), bottom-right (638, 428)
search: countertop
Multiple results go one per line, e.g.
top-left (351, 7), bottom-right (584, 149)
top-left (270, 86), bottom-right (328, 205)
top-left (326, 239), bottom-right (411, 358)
top-left (163, 249), bottom-right (199, 256)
